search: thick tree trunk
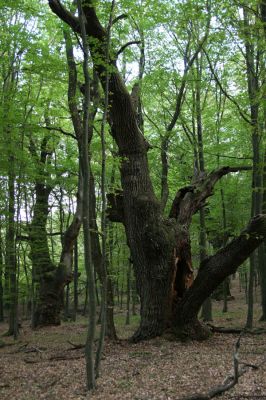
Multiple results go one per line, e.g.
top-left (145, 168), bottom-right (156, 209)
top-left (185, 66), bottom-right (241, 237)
top-left (29, 181), bottom-right (59, 326)
top-left (49, 0), bottom-right (266, 341)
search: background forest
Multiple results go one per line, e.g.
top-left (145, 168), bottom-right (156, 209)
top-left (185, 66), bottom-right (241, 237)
top-left (0, 0), bottom-right (266, 398)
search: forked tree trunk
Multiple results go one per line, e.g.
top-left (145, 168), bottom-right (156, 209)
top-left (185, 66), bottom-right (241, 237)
top-left (49, 0), bottom-right (266, 341)
top-left (31, 169), bottom-right (84, 327)
top-left (32, 24), bottom-right (117, 330)
top-left (28, 125), bottom-right (83, 327)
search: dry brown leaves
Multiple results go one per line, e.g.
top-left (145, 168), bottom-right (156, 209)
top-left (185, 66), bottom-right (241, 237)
top-left (0, 287), bottom-right (265, 400)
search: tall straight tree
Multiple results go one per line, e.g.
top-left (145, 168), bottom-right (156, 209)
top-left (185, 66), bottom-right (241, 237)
top-left (258, 0), bottom-right (266, 321)
top-left (1, 42), bottom-right (20, 337)
top-left (76, 0), bottom-right (96, 389)
top-left (0, 222), bottom-right (4, 322)
top-left (242, 4), bottom-right (263, 329)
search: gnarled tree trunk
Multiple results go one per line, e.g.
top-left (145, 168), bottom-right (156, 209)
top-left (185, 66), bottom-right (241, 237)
top-left (48, 0), bottom-right (266, 341)
top-left (29, 184), bottom-right (59, 326)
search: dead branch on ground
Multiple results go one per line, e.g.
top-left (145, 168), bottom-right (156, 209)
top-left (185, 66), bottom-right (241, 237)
top-left (207, 324), bottom-right (266, 335)
top-left (181, 332), bottom-right (266, 400)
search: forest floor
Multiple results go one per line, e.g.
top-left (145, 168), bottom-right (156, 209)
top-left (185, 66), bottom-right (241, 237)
top-left (0, 280), bottom-right (266, 400)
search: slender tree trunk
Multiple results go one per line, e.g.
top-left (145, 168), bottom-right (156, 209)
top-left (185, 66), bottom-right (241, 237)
top-left (6, 154), bottom-right (18, 337)
top-left (94, 0), bottom-right (114, 376)
top-left (258, 4), bottom-right (266, 320)
top-left (64, 284), bottom-right (70, 320)
top-left (222, 277), bottom-right (228, 313)
top-left (83, 279), bottom-right (89, 316)
top-left (73, 240), bottom-right (79, 321)
top-left (77, 1), bottom-right (97, 389)
top-left (0, 223), bottom-right (4, 322)
top-left (126, 261), bottom-right (131, 325)
top-left (246, 253), bottom-right (255, 328)
top-left (196, 53), bottom-right (212, 322)
top-left (242, 7), bottom-right (261, 329)
top-left (105, 220), bottom-right (117, 338)
top-left (259, 150), bottom-right (266, 320)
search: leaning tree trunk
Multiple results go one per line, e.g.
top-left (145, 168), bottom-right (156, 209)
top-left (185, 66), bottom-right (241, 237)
top-left (174, 215), bottom-right (266, 339)
top-left (49, 0), bottom-right (266, 341)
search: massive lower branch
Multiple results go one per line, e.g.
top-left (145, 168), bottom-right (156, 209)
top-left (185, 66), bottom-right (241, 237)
top-left (178, 214), bottom-right (266, 324)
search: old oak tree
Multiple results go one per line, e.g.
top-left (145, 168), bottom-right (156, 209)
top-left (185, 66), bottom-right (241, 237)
top-left (46, 0), bottom-right (266, 341)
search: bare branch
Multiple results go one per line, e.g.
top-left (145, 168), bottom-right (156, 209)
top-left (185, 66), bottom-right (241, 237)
top-left (41, 125), bottom-right (77, 140)
top-left (17, 235), bottom-right (30, 241)
top-left (170, 165), bottom-right (252, 220)
top-left (203, 49), bottom-right (251, 125)
top-left (167, 4), bottom-right (211, 132)
top-left (116, 40), bottom-right (141, 57)
top-left (112, 13), bottom-right (128, 25)
top-left (63, 28), bottom-right (83, 142)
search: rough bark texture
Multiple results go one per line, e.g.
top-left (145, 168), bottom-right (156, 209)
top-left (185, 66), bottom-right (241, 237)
top-left (175, 215), bottom-right (266, 338)
top-left (29, 177), bottom-right (59, 327)
top-left (28, 116), bottom-right (82, 326)
top-left (48, 0), bottom-right (266, 341)
top-left (32, 28), bottom-right (96, 327)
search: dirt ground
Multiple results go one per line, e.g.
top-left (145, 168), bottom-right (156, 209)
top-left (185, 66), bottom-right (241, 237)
top-left (0, 280), bottom-right (266, 400)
